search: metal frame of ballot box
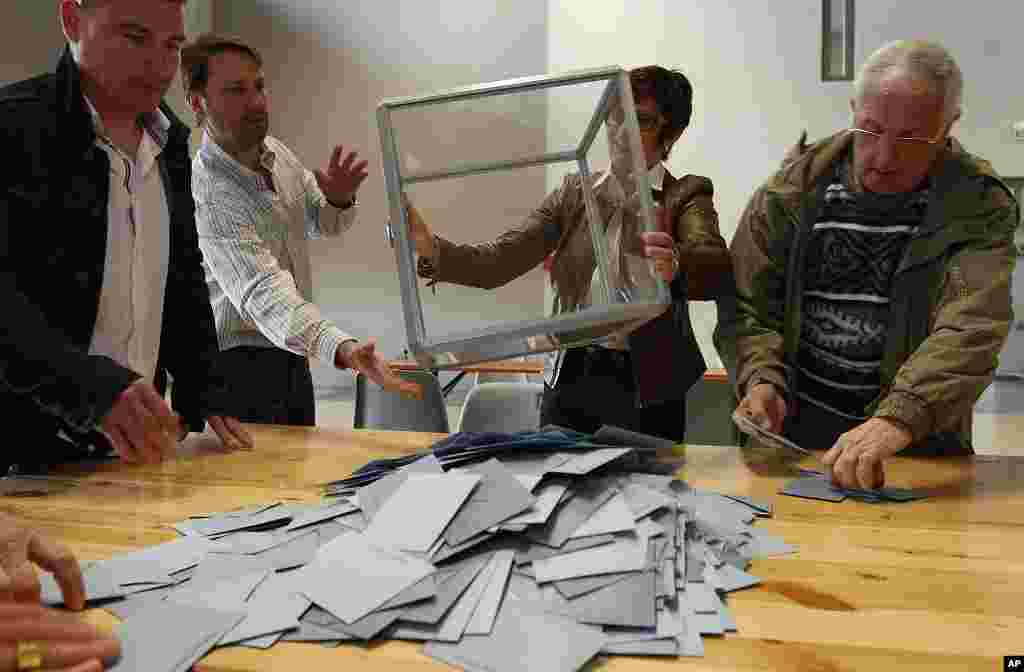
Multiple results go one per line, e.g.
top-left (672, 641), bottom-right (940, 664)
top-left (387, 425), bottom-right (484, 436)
top-left (377, 66), bottom-right (670, 370)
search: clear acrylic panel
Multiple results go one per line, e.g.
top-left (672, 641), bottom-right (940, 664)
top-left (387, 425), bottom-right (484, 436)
top-left (379, 67), bottom-right (669, 369)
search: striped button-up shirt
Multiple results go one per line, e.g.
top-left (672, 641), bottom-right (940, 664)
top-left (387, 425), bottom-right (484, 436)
top-left (192, 133), bottom-right (358, 365)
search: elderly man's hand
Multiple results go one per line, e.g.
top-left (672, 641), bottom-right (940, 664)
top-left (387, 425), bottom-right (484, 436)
top-left (822, 418), bottom-right (912, 490)
top-left (0, 514), bottom-right (84, 611)
top-left (735, 382), bottom-right (788, 435)
top-left (0, 603), bottom-right (121, 671)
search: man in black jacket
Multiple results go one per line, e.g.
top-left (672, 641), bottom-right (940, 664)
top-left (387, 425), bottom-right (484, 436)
top-left (0, 0), bottom-right (251, 474)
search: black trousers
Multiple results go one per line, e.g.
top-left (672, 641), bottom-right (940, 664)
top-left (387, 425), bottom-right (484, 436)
top-left (540, 346), bottom-right (686, 442)
top-left (215, 346), bottom-right (316, 426)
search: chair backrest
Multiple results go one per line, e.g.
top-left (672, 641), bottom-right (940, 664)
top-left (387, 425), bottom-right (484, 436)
top-left (456, 382), bottom-right (544, 434)
top-left (354, 369), bottom-right (450, 433)
top-left (473, 370), bottom-right (529, 385)
top-left (473, 355), bottom-right (530, 385)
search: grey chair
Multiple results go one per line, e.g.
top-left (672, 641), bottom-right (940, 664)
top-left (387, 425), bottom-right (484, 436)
top-left (472, 355), bottom-right (529, 385)
top-left (456, 382), bottom-right (544, 434)
top-left (354, 369), bottom-right (450, 433)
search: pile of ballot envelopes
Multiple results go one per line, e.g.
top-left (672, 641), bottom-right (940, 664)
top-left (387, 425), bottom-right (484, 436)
top-left (43, 426), bottom-right (798, 672)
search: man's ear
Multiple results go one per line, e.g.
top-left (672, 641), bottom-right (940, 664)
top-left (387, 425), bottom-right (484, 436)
top-left (59, 0), bottom-right (83, 44)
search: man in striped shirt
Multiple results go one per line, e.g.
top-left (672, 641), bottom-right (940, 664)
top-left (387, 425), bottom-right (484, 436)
top-left (183, 34), bottom-right (417, 426)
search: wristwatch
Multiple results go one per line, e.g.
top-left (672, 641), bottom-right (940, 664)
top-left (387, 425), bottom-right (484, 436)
top-left (329, 196), bottom-right (357, 210)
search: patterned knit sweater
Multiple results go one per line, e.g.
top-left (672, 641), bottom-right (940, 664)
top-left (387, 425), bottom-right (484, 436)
top-left (797, 159), bottom-right (930, 420)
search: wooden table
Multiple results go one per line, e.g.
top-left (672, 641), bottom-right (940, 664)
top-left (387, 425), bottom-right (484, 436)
top-left (6, 426), bottom-right (1023, 671)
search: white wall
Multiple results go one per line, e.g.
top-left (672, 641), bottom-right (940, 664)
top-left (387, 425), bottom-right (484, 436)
top-left (11, 2), bottom-right (1019, 391)
top-left (166, 1), bottom-right (215, 131)
top-left (549, 0), bottom-right (1024, 369)
top-left (0, 1), bottom-right (212, 124)
top-left (216, 1), bottom-right (550, 393)
top-left (0, 2), bottom-right (65, 85)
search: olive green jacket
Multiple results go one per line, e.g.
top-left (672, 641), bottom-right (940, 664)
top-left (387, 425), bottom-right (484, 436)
top-left (721, 131), bottom-right (1018, 450)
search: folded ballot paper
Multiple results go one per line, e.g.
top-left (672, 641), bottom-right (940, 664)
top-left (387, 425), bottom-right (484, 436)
top-left (731, 410), bottom-right (813, 457)
top-left (729, 412), bottom-right (929, 505)
top-left (42, 426), bottom-right (798, 672)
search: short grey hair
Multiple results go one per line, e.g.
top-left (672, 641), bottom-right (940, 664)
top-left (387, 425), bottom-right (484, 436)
top-left (854, 40), bottom-right (963, 124)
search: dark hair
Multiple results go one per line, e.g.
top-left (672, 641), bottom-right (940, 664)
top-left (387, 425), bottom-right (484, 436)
top-left (180, 33), bottom-right (263, 125)
top-left (180, 33), bottom-right (263, 96)
top-left (629, 66), bottom-right (694, 148)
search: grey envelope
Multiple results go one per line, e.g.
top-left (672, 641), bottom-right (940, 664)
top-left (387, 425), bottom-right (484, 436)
top-left (40, 563), bottom-right (122, 606)
top-left (779, 476), bottom-right (847, 502)
top-left (444, 459), bottom-right (535, 546)
top-left (390, 553), bottom-right (497, 642)
top-left (526, 480), bottom-right (618, 548)
top-left (109, 602), bottom-right (246, 672)
top-left (552, 571), bottom-right (636, 599)
top-left (602, 638), bottom-right (679, 656)
top-left (423, 596), bottom-right (605, 672)
top-left (399, 554), bottom-right (490, 624)
top-left (464, 551), bottom-right (516, 635)
top-left (566, 570), bottom-right (657, 628)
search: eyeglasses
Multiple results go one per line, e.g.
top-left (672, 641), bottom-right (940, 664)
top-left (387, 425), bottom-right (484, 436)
top-left (848, 127), bottom-right (943, 153)
top-left (607, 113), bottom-right (663, 133)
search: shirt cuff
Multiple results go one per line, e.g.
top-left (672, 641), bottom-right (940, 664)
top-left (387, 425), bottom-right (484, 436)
top-left (741, 368), bottom-right (789, 401)
top-left (316, 326), bottom-right (358, 368)
top-left (415, 235), bottom-right (442, 290)
top-left (873, 390), bottom-right (932, 444)
top-left (320, 201), bottom-right (358, 237)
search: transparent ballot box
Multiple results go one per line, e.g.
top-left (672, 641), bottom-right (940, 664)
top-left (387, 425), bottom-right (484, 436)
top-left (378, 66), bottom-right (670, 369)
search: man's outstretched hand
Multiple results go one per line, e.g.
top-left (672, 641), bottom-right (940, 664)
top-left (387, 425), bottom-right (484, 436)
top-left (336, 340), bottom-right (422, 399)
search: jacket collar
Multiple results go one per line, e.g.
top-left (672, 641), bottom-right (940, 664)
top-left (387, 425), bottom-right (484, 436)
top-left (82, 94), bottom-right (171, 153)
top-left (593, 161), bottom-right (667, 194)
top-left (54, 46), bottom-right (190, 158)
top-left (776, 128), bottom-right (978, 194)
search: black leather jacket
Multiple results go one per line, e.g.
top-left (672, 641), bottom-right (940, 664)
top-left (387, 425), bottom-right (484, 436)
top-left (0, 48), bottom-right (227, 471)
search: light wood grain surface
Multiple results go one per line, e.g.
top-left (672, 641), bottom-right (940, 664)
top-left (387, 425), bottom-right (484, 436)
top-left (4, 426), bottom-right (1022, 671)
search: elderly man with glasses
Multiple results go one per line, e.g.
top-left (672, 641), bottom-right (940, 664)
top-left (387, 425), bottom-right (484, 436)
top-left (723, 40), bottom-right (1019, 490)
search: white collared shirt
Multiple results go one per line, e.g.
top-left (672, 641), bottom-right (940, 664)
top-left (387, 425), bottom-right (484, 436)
top-left (191, 133), bottom-right (358, 365)
top-left (585, 163), bottom-right (667, 350)
top-left (85, 97), bottom-right (171, 384)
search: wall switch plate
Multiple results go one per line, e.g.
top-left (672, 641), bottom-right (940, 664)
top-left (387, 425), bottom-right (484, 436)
top-left (1013, 121), bottom-right (1024, 142)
